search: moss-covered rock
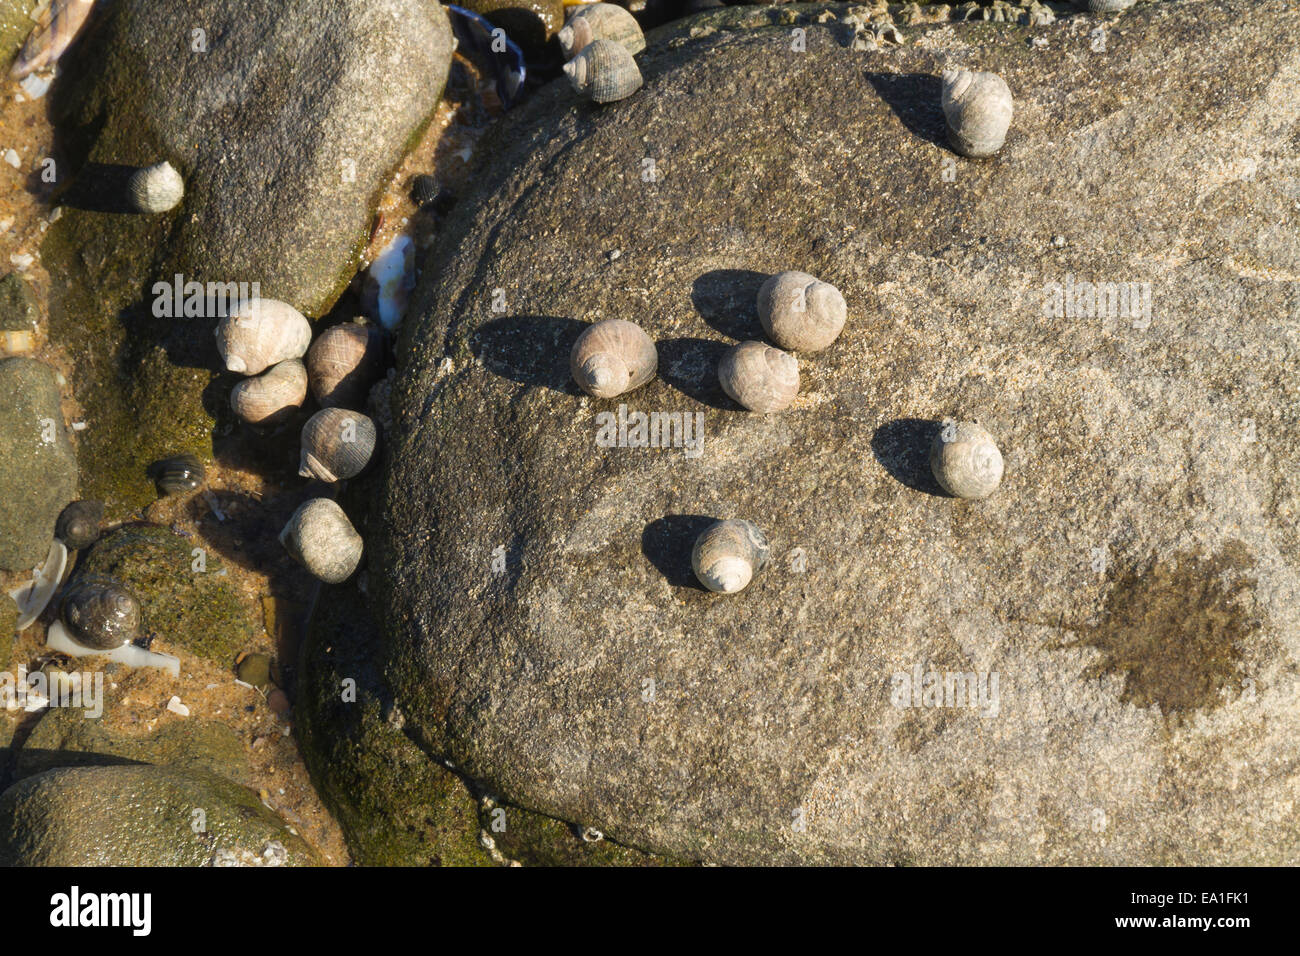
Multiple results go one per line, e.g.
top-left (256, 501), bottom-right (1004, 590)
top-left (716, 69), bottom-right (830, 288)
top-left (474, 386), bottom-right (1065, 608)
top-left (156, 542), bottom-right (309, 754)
top-left (0, 273), bottom-right (38, 334)
top-left (0, 764), bottom-right (320, 865)
top-left (0, 594), bottom-right (15, 673)
top-left (14, 707), bottom-right (251, 785)
top-left (40, 0), bottom-right (454, 512)
top-left (0, 358), bottom-right (77, 571)
top-left (73, 523), bottom-right (254, 665)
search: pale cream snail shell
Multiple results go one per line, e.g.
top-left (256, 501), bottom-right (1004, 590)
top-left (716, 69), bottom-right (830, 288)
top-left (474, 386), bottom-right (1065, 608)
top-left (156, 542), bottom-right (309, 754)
top-left (215, 298), bottom-right (312, 375)
top-left (298, 408), bottom-right (377, 482)
top-left (756, 271), bottom-right (847, 353)
top-left (305, 321), bottom-right (385, 409)
top-left (559, 3), bottom-right (645, 58)
top-left (563, 38), bottom-right (643, 104)
top-left (941, 69), bottom-right (1013, 159)
top-left (1080, 0), bottom-right (1134, 10)
top-left (718, 341), bottom-right (799, 413)
top-left (279, 498), bottom-right (363, 584)
top-left (691, 519), bottom-right (770, 594)
top-left (929, 421), bottom-right (1004, 499)
top-left (128, 161), bottom-right (185, 213)
top-left (230, 359), bottom-right (308, 427)
top-left (570, 318), bottom-right (658, 398)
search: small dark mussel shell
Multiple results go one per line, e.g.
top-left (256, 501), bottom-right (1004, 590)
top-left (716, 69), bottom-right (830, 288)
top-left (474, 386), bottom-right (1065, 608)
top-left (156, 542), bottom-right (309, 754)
top-left (54, 499), bottom-right (105, 550)
top-left (60, 576), bottom-right (143, 650)
top-left (409, 174), bottom-right (440, 207)
top-left (148, 453), bottom-right (206, 496)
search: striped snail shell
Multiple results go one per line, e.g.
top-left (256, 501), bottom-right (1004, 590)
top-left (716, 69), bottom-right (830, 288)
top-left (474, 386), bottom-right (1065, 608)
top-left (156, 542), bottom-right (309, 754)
top-left (279, 498), bottom-right (363, 584)
top-left (148, 454), bottom-right (205, 496)
top-left (929, 421), bottom-right (1004, 499)
top-left (570, 319), bottom-right (658, 398)
top-left (8, 0), bottom-right (95, 80)
top-left (941, 69), bottom-right (1013, 159)
top-left (563, 38), bottom-right (642, 104)
top-left (60, 576), bottom-right (142, 650)
top-left (230, 359), bottom-right (308, 427)
top-left (691, 519), bottom-right (770, 594)
top-left (559, 4), bottom-right (645, 58)
top-left (718, 341), bottom-right (799, 413)
top-left (1081, 0), bottom-right (1135, 10)
top-left (305, 322), bottom-right (386, 409)
top-left (127, 161), bottom-right (185, 213)
top-left (215, 298), bottom-right (312, 376)
top-left (298, 408), bottom-right (377, 483)
top-left (756, 271), bottom-right (847, 352)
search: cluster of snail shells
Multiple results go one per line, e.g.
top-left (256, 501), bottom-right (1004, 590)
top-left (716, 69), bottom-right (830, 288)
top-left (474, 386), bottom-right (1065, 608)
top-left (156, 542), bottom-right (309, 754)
top-left (941, 69), bottom-right (1014, 159)
top-left (757, 271), bottom-right (847, 353)
top-left (930, 421), bottom-right (1004, 499)
top-left (692, 519), bottom-right (770, 594)
top-left (299, 407), bottom-right (378, 482)
top-left (561, 5), bottom-right (644, 105)
top-left (280, 498), bottom-right (363, 584)
top-left (570, 318), bottom-right (658, 398)
top-left (60, 575), bottom-right (143, 650)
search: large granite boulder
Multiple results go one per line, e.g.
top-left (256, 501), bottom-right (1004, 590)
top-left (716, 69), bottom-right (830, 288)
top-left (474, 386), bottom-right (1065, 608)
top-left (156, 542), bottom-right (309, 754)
top-left (41, 0), bottom-right (454, 510)
top-left (311, 0), bottom-right (1300, 864)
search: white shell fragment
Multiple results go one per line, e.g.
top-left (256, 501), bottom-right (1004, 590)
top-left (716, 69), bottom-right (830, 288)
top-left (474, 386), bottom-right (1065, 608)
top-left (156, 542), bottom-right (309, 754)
top-left (368, 234), bottom-right (414, 331)
top-left (8, 539), bottom-right (68, 631)
top-left (45, 620), bottom-right (181, 676)
top-left (930, 421), bottom-right (1004, 499)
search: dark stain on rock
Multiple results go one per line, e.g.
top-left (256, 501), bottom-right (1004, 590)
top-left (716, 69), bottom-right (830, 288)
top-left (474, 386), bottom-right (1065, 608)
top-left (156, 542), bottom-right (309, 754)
top-left (1075, 543), bottom-right (1259, 719)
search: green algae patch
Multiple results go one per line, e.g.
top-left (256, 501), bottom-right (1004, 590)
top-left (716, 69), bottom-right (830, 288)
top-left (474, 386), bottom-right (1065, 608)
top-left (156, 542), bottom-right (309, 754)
top-left (74, 523), bottom-right (254, 665)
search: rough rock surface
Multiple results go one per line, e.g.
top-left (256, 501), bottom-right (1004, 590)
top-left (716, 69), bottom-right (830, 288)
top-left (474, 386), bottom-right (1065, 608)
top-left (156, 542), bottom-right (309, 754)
top-left (322, 0), bottom-right (1300, 865)
top-left (0, 358), bottom-right (77, 570)
top-left (0, 764), bottom-right (319, 865)
top-left (41, 0), bottom-right (453, 509)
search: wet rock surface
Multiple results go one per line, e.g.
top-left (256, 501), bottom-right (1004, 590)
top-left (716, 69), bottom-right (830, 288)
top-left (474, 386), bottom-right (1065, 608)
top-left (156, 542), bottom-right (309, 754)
top-left (0, 357), bottom-right (76, 570)
top-left (327, 0), bottom-right (1300, 864)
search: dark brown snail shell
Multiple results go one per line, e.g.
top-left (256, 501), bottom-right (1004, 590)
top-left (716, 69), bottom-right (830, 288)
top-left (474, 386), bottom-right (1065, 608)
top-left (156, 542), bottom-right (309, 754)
top-left (60, 576), bottom-right (143, 650)
top-left (54, 499), bottom-right (105, 550)
top-left (148, 454), bottom-right (205, 496)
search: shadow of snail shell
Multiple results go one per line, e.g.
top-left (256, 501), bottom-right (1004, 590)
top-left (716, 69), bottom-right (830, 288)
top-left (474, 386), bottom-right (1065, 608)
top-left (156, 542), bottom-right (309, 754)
top-left (231, 359), bottom-right (308, 427)
top-left (757, 271), bottom-right (847, 353)
top-left (128, 161), bottom-right (185, 213)
top-left (149, 453), bottom-right (205, 496)
top-left (60, 577), bottom-right (143, 650)
top-left (299, 408), bottom-right (377, 482)
top-left (718, 340), bottom-right (799, 413)
top-left (570, 318), bottom-right (658, 398)
top-left (215, 298), bottom-right (312, 376)
top-left (559, 3), bottom-right (646, 58)
top-left (941, 69), bottom-right (1013, 159)
top-left (929, 421), bottom-right (1004, 499)
top-left (691, 519), bottom-right (771, 594)
top-left (563, 38), bottom-right (642, 104)
top-left (280, 498), bottom-right (363, 584)
top-left (306, 322), bottom-right (386, 409)
top-left (55, 499), bottom-right (105, 551)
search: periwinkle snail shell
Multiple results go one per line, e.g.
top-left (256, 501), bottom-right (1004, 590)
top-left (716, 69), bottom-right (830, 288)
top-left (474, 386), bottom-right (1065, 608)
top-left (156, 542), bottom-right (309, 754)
top-left (929, 421), bottom-right (1004, 499)
top-left (149, 454), bottom-right (205, 496)
top-left (127, 161), bottom-right (185, 213)
top-left (298, 408), bottom-right (378, 482)
top-left (558, 3), bottom-right (645, 58)
top-left (279, 498), bottom-right (363, 584)
top-left (54, 499), bottom-right (105, 551)
top-left (563, 38), bottom-right (642, 104)
top-left (1081, 0), bottom-right (1135, 10)
top-left (756, 271), bottom-right (847, 353)
top-left (60, 577), bottom-right (143, 650)
top-left (305, 322), bottom-right (386, 409)
top-left (691, 519), bottom-right (771, 594)
top-left (569, 318), bottom-right (658, 398)
top-left (230, 359), bottom-right (308, 427)
top-left (941, 69), bottom-right (1013, 159)
top-left (214, 298), bottom-right (313, 376)
top-left (718, 340), bottom-right (799, 413)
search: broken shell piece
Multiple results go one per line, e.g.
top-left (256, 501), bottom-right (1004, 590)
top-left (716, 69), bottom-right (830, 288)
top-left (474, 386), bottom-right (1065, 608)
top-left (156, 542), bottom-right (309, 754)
top-left (45, 619), bottom-right (180, 676)
top-left (8, 539), bottom-right (68, 631)
top-left (367, 235), bottom-right (415, 331)
top-left (9, 0), bottom-right (96, 81)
